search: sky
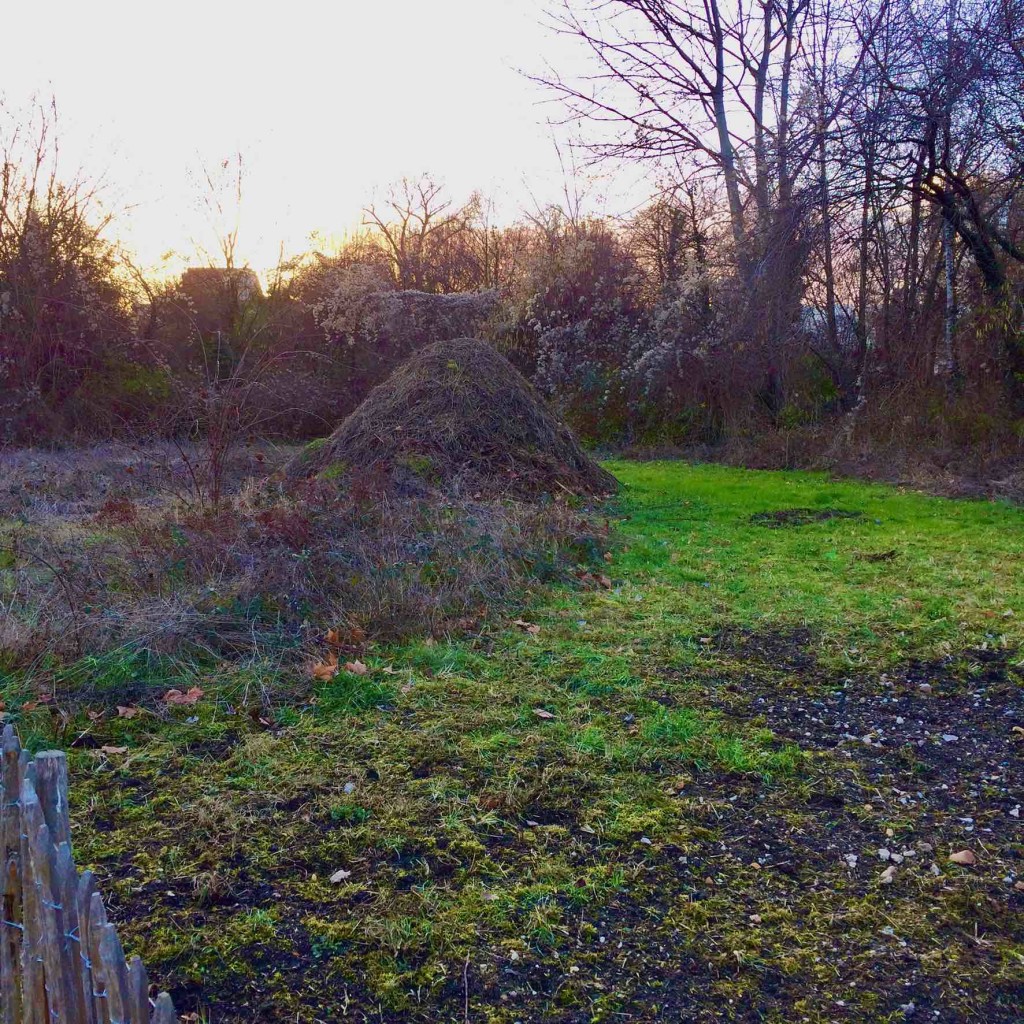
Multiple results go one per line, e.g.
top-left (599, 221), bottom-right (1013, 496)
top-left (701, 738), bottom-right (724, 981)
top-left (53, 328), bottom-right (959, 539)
top-left (2, 0), bottom-right (644, 274)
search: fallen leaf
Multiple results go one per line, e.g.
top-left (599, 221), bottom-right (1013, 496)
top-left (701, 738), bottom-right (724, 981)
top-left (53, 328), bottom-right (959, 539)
top-left (949, 849), bottom-right (977, 866)
top-left (597, 574), bottom-right (613, 589)
top-left (86, 709), bottom-right (103, 721)
top-left (1011, 725), bottom-right (1024, 739)
top-left (20, 701), bottom-right (41, 712)
top-left (532, 708), bottom-right (555, 720)
top-left (99, 745), bottom-right (127, 756)
top-left (329, 868), bottom-right (352, 883)
top-left (117, 705), bottom-right (140, 719)
top-left (325, 628), bottom-right (341, 646)
top-left (310, 652), bottom-right (339, 681)
top-left (343, 660), bottom-right (368, 675)
top-left (514, 619), bottom-right (541, 635)
top-left (163, 687), bottom-right (204, 706)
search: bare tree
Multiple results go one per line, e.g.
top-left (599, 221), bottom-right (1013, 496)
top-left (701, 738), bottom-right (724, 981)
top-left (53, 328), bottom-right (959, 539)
top-left (363, 175), bottom-right (483, 293)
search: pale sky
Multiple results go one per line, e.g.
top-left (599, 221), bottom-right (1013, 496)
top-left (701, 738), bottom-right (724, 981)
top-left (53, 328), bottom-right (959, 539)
top-left (3, 0), bottom-right (644, 274)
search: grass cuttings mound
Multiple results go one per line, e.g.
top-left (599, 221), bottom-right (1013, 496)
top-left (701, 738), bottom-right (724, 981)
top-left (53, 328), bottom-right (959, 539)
top-left (286, 337), bottom-right (618, 498)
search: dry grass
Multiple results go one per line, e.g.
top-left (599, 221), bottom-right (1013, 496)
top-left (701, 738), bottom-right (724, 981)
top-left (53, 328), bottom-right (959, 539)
top-left (0, 442), bottom-right (609, 701)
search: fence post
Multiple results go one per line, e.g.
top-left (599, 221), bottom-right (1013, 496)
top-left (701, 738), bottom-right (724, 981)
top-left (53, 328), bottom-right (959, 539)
top-left (0, 726), bottom-right (179, 1024)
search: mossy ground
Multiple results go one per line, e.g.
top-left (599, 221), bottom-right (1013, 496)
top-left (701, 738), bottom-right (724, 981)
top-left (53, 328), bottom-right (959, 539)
top-left (4, 462), bottom-right (1023, 1021)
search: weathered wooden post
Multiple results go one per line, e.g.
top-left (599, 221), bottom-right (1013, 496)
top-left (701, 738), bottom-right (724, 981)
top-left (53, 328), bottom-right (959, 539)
top-left (0, 725), bottom-right (180, 1024)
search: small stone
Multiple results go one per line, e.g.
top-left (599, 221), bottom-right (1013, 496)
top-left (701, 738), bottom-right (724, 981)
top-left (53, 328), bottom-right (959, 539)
top-left (343, 781), bottom-right (356, 794)
top-left (640, 836), bottom-right (653, 846)
top-left (880, 864), bottom-right (898, 884)
top-left (844, 853), bottom-right (859, 869)
top-left (918, 683), bottom-right (932, 692)
top-left (949, 849), bottom-right (977, 866)
top-left (899, 1001), bottom-right (916, 1018)
top-left (749, 914), bottom-right (762, 925)
top-left (878, 848), bottom-right (891, 861)
top-left (942, 734), bottom-right (959, 743)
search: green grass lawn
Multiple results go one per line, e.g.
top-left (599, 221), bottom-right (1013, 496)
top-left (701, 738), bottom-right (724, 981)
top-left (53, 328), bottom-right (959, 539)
top-left (7, 462), bottom-right (1024, 1022)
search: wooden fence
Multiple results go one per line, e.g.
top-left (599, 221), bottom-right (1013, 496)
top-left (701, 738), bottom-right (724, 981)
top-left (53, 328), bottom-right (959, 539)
top-left (1, 725), bottom-right (178, 1024)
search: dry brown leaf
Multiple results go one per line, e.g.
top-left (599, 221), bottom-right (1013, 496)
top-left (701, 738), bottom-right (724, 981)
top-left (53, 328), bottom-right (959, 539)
top-left (949, 849), bottom-right (977, 866)
top-left (310, 652), bottom-right (339, 681)
top-left (532, 708), bottom-right (555, 720)
top-left (164, 686), bottom-right (204, 706)
top-left (99, 745), bottom-right (127, 756)
top-left (86, 709), bottom-right (103, 721)
top-left (20, 701), bottom-right (41, 712)
top-left (117, 705), bottom-right (140, 719)
top-left (514, 619), bottom-right (541, 635)
top-left (597, 574), bottom-right (613, 589)
top-left (343, 660), bottom-right (368, 676)
top-left (326, 625), bottom-right (368, 647)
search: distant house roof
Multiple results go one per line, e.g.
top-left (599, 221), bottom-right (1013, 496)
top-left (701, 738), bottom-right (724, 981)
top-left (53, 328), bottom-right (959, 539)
top-left (179, 267), bottom-right (263, 334)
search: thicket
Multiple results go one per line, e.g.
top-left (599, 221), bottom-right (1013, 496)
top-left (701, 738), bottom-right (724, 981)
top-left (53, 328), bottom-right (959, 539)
top-left (4, 0), bottom-right (1024, 475)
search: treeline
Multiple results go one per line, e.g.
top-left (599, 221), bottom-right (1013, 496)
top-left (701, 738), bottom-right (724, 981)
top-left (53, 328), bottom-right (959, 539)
top-left (3, 0), bottom-right (1024, 461)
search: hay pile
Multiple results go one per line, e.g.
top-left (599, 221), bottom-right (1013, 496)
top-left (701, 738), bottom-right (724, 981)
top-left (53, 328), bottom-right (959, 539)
top-left (286, 338), bottom-right (617, 498)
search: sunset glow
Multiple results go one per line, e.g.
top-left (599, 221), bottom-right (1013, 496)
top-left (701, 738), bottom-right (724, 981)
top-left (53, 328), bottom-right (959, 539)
top-left (3, 0), bottom-right (623, 272)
